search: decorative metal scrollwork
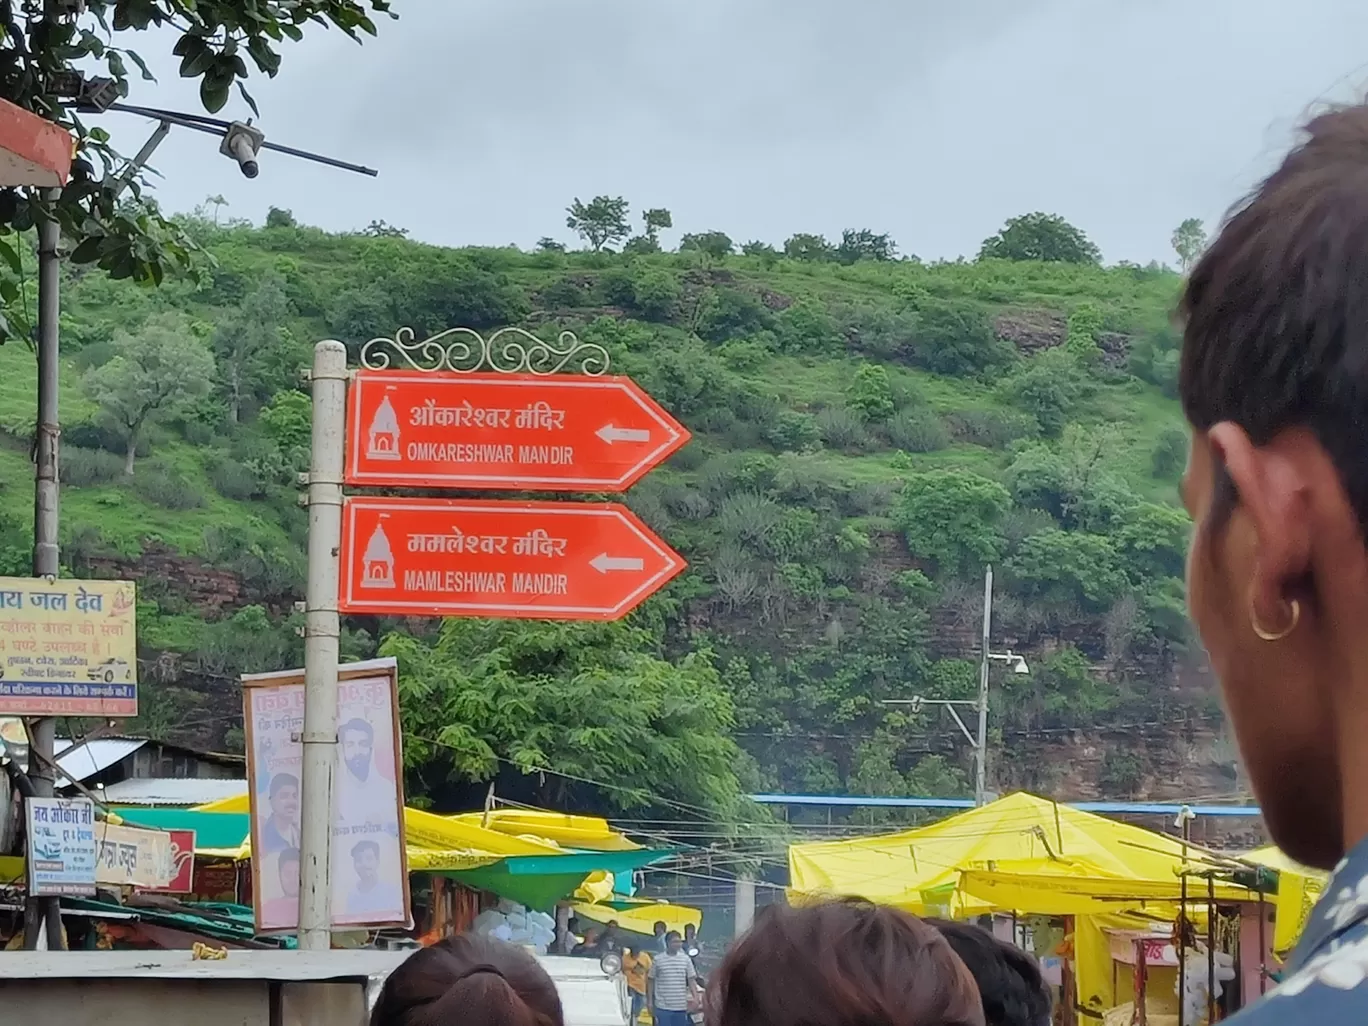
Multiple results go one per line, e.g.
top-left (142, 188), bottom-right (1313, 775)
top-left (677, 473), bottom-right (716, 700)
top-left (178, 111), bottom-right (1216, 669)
top-left (359, 327), bottom-right (611, 376)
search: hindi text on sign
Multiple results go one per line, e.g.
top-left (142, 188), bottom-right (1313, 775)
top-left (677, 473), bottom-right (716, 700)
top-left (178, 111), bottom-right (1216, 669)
top-left (341, 498), bottom-right (685, 621)
top-left (346, 372), bottom-right (689, 492)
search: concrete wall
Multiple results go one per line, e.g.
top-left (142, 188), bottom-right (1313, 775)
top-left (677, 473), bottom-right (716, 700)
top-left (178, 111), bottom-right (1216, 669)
top-left (0, 979), bottom-right (268, 1026)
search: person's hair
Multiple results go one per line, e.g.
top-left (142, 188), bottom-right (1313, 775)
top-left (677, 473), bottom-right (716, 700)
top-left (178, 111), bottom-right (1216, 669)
top-left (665, 930), bottom-right (682, 943)
top-left (352, 839), bottom-right (380, 859)
top-left (684, 923), bottom-right (696, 935)
top-left (711, 900), bottom-right (984, 1026)
top-left (1179, 103), bottom-right (1368, 532)
top-left (371, 934), bottom-right (563, 1026)
top-left (925, 920), bottom-right (1050, 1026)
top-left (269, 772), bottom-right (298, 798)
top-left (340, 717), bottom-right (375, 745)
top-left (653, 921), bottom-right (667, 933)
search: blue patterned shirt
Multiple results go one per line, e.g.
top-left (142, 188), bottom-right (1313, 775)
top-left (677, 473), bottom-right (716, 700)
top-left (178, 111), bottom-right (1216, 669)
top-left (1230, 839), bottom-right (1368, 1022)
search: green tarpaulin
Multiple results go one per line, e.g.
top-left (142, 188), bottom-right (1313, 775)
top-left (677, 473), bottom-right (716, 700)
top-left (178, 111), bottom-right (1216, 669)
top-left (440, 849), bottom-right (675, 911)
top-left (114, 808), bottom-right (249, 850)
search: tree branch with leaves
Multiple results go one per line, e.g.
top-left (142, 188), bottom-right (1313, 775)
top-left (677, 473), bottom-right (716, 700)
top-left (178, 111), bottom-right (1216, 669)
top-left (0, 0), bottom-right (395, 340)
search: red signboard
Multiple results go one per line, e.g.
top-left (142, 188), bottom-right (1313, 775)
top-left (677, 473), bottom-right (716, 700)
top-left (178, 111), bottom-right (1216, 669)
top-left (147, 829), bottom-right (196, 894)
top-left (339, 498), bottom-right (685, 621)
top-left (345, 371), bottom-right (690, 492)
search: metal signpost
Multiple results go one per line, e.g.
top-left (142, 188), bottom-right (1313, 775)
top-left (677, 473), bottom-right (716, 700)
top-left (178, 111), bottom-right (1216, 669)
top-left (294, 327), bottom-right (689, 950)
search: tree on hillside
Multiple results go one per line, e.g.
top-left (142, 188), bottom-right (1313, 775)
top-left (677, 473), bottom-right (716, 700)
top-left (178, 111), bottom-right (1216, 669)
top-left (212, 275), bottom-right (300, 423)
top-left (680, 230), bottom-right (734, 264)
top-left (380, 618), bottom-right (755, 819)
top-left (566, 196), bottom-right (631, 251)
top-left (741, 240), bottom-right (779, 267)
top-left (206, 195), bottom-right (228, 226)
top-left (1171, 218), bottom-right (1207, 273)
top-left (979, 213), bottom-right (1102, 265)
top-left (894, 469), bottom-right (1011, 575)
top-left (265, 207), bottom-right (297, 229)
top-left (784, 233), bottom-right (836, 262)
top-left (0, 1), bottom-right (392, 333)
top-left (837, 229), bottom-right (897, 264)
top-left (642, 208), bottom-right (673, 243)
top-left (83, 314), bottom-right (216, 474)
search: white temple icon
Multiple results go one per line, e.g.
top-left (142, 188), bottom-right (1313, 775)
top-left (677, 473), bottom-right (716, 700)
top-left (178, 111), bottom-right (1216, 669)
top-left (367, 395), bottom-right (402, 461)
top-left (360, 522), bottom-right (396, 589)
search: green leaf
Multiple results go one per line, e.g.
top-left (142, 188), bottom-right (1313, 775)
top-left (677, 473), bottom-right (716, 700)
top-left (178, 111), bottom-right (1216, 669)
top-left (246, 36), bottom-right (281, 76)
top-left (181, 48), bottom-right (215, 78)
top-left (0, 238), bottom-right (21, 275)
top-left (69, 236), bottom-right (105, 265)
top-left (200, 73), bottom-right (231, 114)
top-left (125, 48), bottom-right (156, 82)
top-left (235, 81), bottom-right (260, 118)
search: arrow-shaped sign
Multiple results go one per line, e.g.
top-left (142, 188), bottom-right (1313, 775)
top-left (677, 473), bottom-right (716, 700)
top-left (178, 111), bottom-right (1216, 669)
top-left (339, 498), bottom-right (686, 621)
top-left (596, 424), bottom-right (651, 444)
top-left (591, 554), bottom-right (645, 573)
top-left (346, 372), bottom-right (689, 492)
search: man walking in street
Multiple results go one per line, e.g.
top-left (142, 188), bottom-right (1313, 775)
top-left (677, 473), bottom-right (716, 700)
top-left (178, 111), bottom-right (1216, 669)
top-left (649, 930), bottom-right (699, 1026)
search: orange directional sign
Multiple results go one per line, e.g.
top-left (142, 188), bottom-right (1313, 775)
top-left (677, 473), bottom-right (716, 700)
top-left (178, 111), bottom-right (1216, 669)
top-left (345, 371), bottom-right (690, 492)
top-left (339, 497), bottom-right (686, 621)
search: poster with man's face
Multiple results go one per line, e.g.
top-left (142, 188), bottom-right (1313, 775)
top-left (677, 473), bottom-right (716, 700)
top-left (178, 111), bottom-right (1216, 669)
top-left (244, 663), bottom-right (410, 933)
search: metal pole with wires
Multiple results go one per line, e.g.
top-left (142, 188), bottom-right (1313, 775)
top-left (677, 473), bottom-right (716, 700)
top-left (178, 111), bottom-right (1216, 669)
top-left (23, 188), bottom-right (67, 951)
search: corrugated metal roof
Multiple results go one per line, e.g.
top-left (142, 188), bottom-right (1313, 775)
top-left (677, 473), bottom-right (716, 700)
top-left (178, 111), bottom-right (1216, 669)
top-left (100, 777), bottom-right (248, 807)
top-left (53, 737), bottom-right (146, 785)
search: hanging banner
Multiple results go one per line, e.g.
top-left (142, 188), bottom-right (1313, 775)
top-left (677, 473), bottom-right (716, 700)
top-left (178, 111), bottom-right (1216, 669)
top-left (0, 576), bottom-right (137, 716)
top-left (242, 657), bottom-right (410, 933)
top-left (95, 822), bottom-right (175, 890)
top-left (146, 829), bottom-right (197, 894)
top-left (27, 796), bottom-right (97, 896)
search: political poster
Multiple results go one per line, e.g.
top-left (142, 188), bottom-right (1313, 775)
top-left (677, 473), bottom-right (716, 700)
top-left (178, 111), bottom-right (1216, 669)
top-left (27, 796), bottom-right (97, 896)
top-left (242, 657), bottom-right (410, 933)
top-left (0, 577), bottom-right (137, 716)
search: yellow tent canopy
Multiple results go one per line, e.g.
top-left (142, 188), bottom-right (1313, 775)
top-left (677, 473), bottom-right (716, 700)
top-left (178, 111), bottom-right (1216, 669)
top-left (788, 792), bottom-right (1244, 918)
top-left (572, 899), bottom-right (702, 937)
top-left (958, 859), bottom-right (1258, 917)
top-left (1244, 846), bottom-right (1328, 956)
top-left (450, 810), bottom-right (641, 852)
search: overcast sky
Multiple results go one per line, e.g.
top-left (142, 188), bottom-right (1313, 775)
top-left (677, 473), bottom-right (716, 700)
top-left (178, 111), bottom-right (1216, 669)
top-left (102, 0), bottom-right (1368, 265)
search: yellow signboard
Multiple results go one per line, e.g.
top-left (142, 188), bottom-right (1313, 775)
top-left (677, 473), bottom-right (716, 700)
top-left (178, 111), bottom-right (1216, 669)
top-left (0, 577), bottom-right (137, 716)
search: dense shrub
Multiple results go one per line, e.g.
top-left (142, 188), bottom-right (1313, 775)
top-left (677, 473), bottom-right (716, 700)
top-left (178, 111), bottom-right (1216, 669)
top-left (60, 446), bottom-right (125, 486)
top-left (943, 408), bottom-right (1034, 448)
top-left (816, 406), bottom-right (872, 452)
top-left (886, 408), bottom-right (950, 452)
top-left (130, 467), bottom-right (205, 510)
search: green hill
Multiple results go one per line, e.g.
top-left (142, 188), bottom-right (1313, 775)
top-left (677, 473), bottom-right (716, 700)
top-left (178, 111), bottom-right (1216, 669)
top-left (0, 213), bottom-right (1204, 819)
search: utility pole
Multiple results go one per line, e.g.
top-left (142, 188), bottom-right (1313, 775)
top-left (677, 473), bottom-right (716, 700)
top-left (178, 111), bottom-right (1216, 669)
top-left (23, 192), bottom-right (66, 951)
top-left (296, 340), bottom-right (347, 950)
top-left (974, 566), bottom-right (993, 807)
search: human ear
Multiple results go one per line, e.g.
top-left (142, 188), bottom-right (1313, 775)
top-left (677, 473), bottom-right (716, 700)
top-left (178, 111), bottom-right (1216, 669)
top-left (1207, 422), bottom-right (1313, 630)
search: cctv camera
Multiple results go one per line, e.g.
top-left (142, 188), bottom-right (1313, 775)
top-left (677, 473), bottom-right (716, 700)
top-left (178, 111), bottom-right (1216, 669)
top-left (221, 121), bottom-right (265, 179)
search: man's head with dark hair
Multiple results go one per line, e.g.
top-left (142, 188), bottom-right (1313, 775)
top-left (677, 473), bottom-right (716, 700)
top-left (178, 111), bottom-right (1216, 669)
top-left (925, 920), bottom-right (1049, 1026)
top-left (1177, 101), bottom-right (1368, 871)
top-left (352, 839), bottom-right (380, 887)
top-left (712, 900), bottom-right (983, 1026)
top-left (665, 930), bottom-right (682, 954)
top-left (268, 772), bottom-right (299, 824)
top-left (340, 717), bottom-right (376, 782)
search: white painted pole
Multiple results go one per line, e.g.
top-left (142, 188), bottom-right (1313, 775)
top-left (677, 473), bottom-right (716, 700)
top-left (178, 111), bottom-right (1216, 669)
top-left (974, 566), bottom-right (993, 807)
top-left (734, 875), bottom-right (756, 938)
top-left (297, 340), bottom-right (347, 950)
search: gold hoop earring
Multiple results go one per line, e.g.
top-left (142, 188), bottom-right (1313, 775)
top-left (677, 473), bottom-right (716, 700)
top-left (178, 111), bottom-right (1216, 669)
top-left (1251, 598), bottom-right (1301, 642)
